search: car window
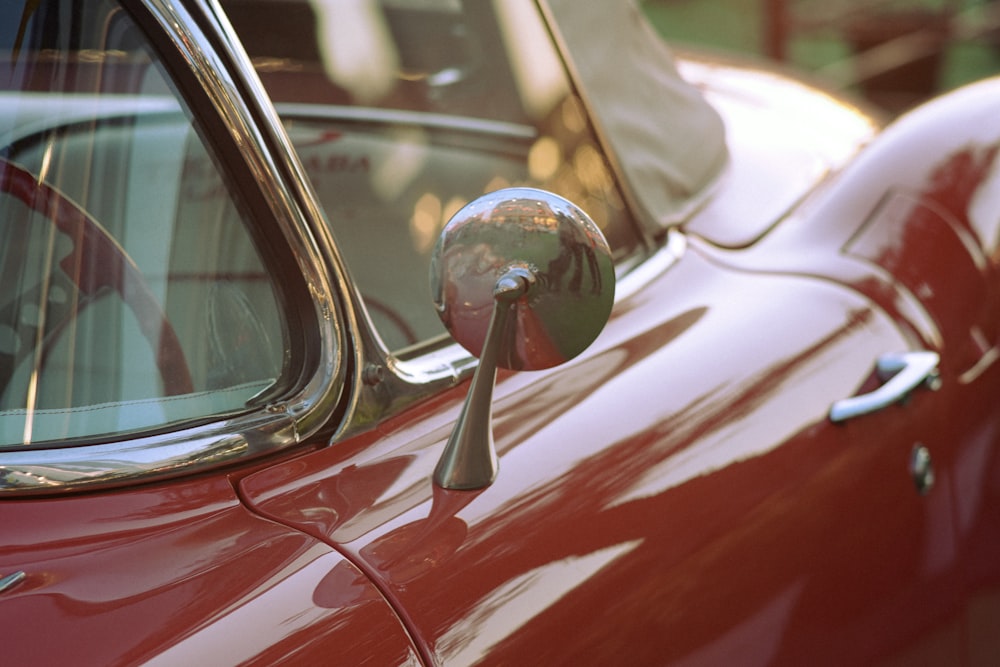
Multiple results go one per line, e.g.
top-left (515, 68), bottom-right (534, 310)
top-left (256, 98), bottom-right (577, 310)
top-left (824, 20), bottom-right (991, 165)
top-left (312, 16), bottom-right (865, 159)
top-left (223, 0), bottom-right (645, 351)
top-left (0, 0), bottom-right (289, 447)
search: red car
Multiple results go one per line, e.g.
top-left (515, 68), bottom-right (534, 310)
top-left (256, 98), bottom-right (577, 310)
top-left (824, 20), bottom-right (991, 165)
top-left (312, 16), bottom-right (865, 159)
top-left (2, 0), bottom-right (999, 664)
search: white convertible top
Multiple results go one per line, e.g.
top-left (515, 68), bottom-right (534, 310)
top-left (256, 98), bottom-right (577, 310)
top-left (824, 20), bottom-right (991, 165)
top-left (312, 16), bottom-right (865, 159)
top-left (544, 0), bottom-right (728, 230)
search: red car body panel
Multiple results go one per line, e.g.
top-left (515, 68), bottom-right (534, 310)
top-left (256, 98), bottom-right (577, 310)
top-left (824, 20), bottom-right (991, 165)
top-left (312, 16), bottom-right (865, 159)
top-left (239, 73), bottom-right (1000, 665)
top-left (0, 474), bottom-right (420, 665)
top-left (241, 250), bottom-right (982, 665)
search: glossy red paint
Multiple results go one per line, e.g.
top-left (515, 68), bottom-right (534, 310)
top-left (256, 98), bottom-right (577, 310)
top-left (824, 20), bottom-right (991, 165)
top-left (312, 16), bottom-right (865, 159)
top-left (0, 473), bottom-right (420, 665)
top-left (242, 237), bottom-right (982, 663)
top-left (235, 74), bottom-right (1000, 665)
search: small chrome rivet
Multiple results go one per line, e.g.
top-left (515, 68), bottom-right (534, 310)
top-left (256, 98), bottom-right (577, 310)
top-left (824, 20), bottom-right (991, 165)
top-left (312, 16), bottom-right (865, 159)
top-left (910, 444), bottom-right (935, 495)
top-left (362, 364), bottom-right (385, 386)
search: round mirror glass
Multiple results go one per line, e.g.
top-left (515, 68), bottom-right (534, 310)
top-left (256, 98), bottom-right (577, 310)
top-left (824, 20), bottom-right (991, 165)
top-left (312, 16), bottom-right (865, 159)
top-left (430, 188), bottom-right (615, 370)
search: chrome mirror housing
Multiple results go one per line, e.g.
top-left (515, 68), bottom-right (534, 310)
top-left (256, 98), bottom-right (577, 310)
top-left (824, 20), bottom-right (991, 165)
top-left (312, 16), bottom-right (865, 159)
top-left (430, 187), bottom-right (615, 489)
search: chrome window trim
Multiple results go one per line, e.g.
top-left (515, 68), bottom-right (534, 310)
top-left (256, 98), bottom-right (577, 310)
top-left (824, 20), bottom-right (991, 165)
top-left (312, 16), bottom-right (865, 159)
top-left (0, 411), bottom-right (298, 495)
top-left (0, 0), bottom-right (349, 496)
top-left (197, 0), bottom-right (353, 435)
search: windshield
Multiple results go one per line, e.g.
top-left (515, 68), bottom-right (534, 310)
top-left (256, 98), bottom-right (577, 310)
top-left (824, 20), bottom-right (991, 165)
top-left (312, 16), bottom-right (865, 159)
top-left (223, 0), bottom-right (645, 350)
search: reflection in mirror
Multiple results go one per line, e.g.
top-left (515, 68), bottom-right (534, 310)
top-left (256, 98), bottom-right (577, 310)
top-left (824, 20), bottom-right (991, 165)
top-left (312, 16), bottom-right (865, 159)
top-left (431, 187), bottom-right (614, 371)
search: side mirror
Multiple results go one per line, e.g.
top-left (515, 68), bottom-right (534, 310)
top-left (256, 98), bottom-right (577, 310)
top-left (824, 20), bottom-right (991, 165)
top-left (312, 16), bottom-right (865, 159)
top-left (429, 187), bottom-right (615, 489)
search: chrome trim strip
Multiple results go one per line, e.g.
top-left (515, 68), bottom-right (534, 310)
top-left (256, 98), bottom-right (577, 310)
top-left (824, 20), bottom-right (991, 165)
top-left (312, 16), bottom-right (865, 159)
top-left (0, 411), bottom-right (297, 495)
top-left (615, 228), bottom-right (687, 301)
top-left (392, 341), bottom-right (477, 386)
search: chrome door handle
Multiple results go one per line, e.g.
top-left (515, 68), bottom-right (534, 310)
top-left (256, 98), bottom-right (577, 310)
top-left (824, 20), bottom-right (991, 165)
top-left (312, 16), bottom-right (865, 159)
top-left (830, 351), bottom-right (941, 423)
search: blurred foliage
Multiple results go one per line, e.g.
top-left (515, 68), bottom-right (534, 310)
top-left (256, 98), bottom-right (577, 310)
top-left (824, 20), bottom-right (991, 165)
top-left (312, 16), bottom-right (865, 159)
top-left (643, 0), bottom-right (1000, 113)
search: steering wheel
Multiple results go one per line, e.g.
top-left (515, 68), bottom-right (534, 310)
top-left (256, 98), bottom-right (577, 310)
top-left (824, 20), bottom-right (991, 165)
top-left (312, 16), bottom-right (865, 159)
top-left (0, 158), bottom-right (194, 398)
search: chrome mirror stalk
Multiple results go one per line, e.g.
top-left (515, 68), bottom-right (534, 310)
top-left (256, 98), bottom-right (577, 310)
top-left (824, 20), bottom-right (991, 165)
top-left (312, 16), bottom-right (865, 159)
top-left (429, 188), bottom-right (615, 490)
top-left (433, 269), bottom-right (534, 490)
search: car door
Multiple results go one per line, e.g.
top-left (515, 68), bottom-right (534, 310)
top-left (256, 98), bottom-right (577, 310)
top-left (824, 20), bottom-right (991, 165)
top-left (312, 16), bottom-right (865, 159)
top-left (240, 226), bottom-right (972, 665)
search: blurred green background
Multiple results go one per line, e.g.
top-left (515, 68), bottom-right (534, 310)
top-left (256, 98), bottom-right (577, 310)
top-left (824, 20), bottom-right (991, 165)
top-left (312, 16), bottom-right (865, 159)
top-left (642, 0), bottom-right (1000, 114)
